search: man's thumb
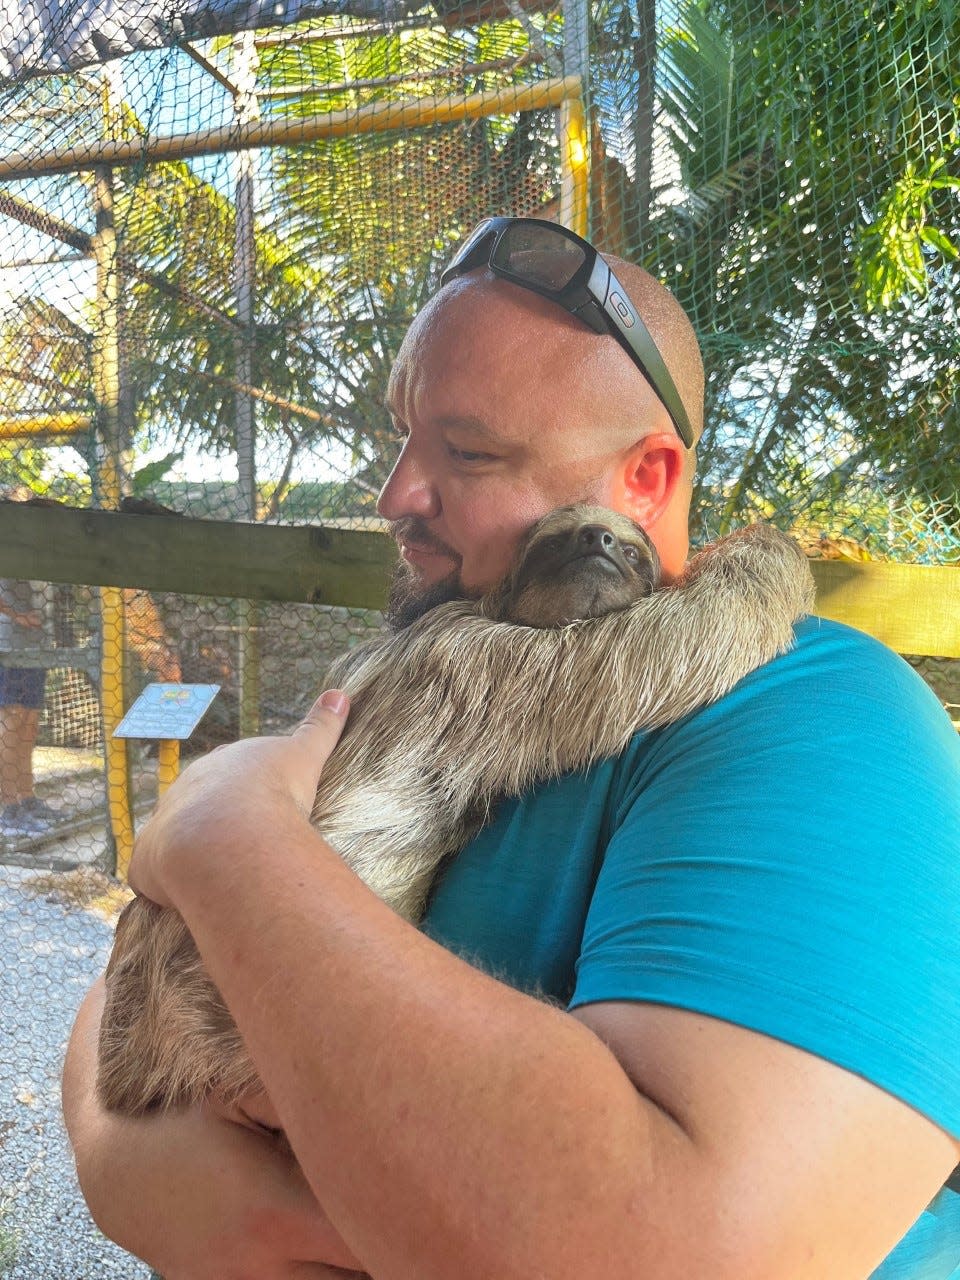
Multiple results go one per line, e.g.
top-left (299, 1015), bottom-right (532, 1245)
top-left (315, 688), bottom-right (349, 717)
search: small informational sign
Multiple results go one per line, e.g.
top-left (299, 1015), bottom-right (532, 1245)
top-left (113, 683), bottom-right (221, 741)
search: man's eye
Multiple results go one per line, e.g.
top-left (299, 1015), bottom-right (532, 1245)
top-left (448, 446), bottom-right (493, 463)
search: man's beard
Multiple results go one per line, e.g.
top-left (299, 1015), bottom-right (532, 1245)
top-left (386, 561), bottom-right (467, 631)
top-left (385, 517), bottom-right (471, 630)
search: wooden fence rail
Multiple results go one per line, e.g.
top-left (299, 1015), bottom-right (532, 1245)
top-left (1, 503), bottom-right (957, 656)
top-left (0, 503), bottom-right (396, 609)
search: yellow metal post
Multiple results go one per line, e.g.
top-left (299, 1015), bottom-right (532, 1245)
top-left (559, 0), bottom-right (590, 237)
top-left (560, 87), bottom-right (589, 237)
top-left (93, 160), bottom-right (135, 877)
top-left (157, 739), bottom-right (181, 796)
top-left (100, 587), bottom-right (135, 876)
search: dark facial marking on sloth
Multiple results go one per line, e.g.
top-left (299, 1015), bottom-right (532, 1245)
top-left (486, 505), bottom-right (661, 628)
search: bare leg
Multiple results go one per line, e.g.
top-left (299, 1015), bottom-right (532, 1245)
top-left (0, 704), bottom-right (38, 803)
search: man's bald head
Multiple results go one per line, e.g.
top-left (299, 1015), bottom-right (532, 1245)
top-left (378, 246), bottom-right (703, 617)
top-left (413, 247), bottom-right (704, 462)
top-left (600, 253), bottom-right (705, 454)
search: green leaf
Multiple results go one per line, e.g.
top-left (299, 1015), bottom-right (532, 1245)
top-left (919, 225), bottom-right (960, 259)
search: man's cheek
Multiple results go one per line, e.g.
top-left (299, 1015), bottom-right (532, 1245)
top-left (462, 535), bottom-right (526, 593)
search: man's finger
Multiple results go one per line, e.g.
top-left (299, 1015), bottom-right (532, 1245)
top-left (315, 689), bottom-right (350, 718)
top-left (289, 689), bottom-right (351, 754)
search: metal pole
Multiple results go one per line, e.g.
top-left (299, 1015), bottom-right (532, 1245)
top-left (234, 33), bottom-right (258, 525)
top-left (234, 31), bottom-right (261, 739)
top-left (157, 738), bottom-right (181, 794)
top-left (0, 78), bottom-right (581, 182)
top-left (92, 161), bottom-right (135, 876)
top-left (559, 0), bottom-right (590, 235)
top-left (93, 61), bottom-right (137, 876)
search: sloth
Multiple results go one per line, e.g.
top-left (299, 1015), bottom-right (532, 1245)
top-left (97, 504), bottom-right (815, 1120)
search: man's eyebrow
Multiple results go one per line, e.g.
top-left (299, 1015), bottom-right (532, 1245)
top-left (435, 414), bottom-right (499, 441)
top-left (380, 399), bottom-right (499, 441)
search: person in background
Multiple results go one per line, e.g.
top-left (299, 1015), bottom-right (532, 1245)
top-left (0, 576), bottom-right (55, 837)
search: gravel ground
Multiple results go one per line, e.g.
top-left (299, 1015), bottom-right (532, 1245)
top-left (0, 862), bottom-right (151, 1280)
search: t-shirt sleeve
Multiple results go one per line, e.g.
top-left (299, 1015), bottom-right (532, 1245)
top-left (569, 618), bottom-right (960, 1139)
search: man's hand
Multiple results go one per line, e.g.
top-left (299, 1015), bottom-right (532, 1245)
top-left (128, 689), bottom-right (350, 909)
top-left (62, 980), bottom-right (367, 1280)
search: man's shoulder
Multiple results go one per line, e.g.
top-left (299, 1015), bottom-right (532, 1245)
top-left (766, 615), bottom-right (953, 738)
top-left (700, 613), bottom-right (945, 725)
top-left (613, 612), bottom-right (958, 794)
top-left (767, 613), bottom-right (913, 677)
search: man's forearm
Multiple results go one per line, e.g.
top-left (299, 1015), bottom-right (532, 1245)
top-left (62, 980), bottom-right (366, 1276)
top-left (166, 818), bottom-right (687, 1280)
top-left (63, 981), bottom-right (219, 1264)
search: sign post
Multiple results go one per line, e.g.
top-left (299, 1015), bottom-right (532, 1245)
top-left (112, 682), bottom-right (221, 877)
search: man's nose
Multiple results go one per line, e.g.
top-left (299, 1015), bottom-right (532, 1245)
top-left (376, 442), bottom-right (441, 521)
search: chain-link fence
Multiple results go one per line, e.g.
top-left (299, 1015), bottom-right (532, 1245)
top-left (0, 0), bottom-right (957, 1274)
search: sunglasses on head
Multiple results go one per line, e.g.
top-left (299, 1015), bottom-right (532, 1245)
top-left (439, 217), bottom-right (695, 450)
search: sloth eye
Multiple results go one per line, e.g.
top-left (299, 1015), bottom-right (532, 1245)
top-left (622, 544), bottom-right (641, 563)
top-left (537, 533), bottom-right (565, 553)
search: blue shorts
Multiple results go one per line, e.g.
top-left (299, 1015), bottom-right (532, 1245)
top-left (0, 667), bottom-right (46, 710)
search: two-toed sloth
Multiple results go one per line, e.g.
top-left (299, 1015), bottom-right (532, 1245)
top-left (97, 505), bottom-right (815, 1119)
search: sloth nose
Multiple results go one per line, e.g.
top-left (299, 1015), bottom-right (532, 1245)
top-left (577, 525), bottom-right (618, 552)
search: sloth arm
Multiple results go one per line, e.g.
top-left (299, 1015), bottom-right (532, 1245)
top-left (101, 698), bottom-right (957, 1280)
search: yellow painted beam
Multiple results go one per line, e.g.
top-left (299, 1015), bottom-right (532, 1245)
top-left (0, 76), bottom-right (581, 181)
top-left (811, 559), bottom-right (960, 658)
top-left (0, 413), bottom-right (91, 438)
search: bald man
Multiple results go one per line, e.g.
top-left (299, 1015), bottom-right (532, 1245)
top-left (63, 221), bottom-right (960, 1280)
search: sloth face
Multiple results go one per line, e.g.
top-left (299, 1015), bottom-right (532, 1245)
top-left (494, 504), bottom-right (661, 628)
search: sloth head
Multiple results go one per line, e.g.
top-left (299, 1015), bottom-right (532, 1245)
top-left (483, 504), bottom-right (661, 629)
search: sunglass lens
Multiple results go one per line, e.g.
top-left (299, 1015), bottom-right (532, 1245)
top-left (441, 221), bottom-right (499, 284)
top-left (493, 224), bottom-right (586, 291)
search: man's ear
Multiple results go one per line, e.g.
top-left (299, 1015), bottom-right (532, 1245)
top-left (608, 432), bottom-right (686, 529)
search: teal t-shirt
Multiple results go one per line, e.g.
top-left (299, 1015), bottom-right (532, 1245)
top-left (422, 617), bottom-right (960, 1277)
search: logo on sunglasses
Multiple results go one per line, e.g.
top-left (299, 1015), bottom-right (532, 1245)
top-left (608, 291), bottom-right (636, 328)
